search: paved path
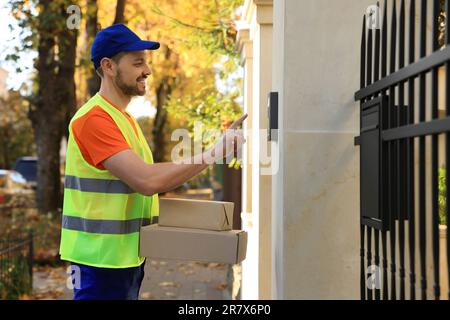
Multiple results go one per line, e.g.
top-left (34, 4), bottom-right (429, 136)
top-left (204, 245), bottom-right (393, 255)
top-left (140, 260), bottom-right (232, 300)
top-left (32, 265), bottom-right (73, 300)
top-left (31, 260), bottom-right (238, 300)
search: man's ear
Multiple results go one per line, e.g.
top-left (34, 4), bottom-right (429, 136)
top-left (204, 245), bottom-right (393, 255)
top-left (100, 58), bottom-right (114, 76)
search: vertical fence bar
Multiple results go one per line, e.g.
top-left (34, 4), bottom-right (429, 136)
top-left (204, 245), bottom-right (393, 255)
top-left (367, 227), bottom-right (373, 299)
top-left (367, 19), bottom-right (374, 301)
top-left (446, 0), bottom-right (450, 301)
top-left (408, 0), bottom-right (417, 301)
top-left (361, 225), bottom-right (366, 300)
top-left (431, 0), bottom-right (440, 301)
top-left (382, 1), bottom-right (388, 81)
top-left (419, 0), bottom-right (427, 300)
top-left (382, 228), bottom-right (389, 299)
top-left (368, 20), bottom-right (373, 92)
top-left (398, 0), bottom-right (406, 300)
top-left (374, 229), bottom-right (381, 299)
top-left (362, 15), bottom-right (367, 102)
top-left (381, 0), bottom-right (389, 300)
top-left (389, 0), bottom-right (398, 301)
top-left (375, 2), bottom-right (381, 85)
top-left (374, 4), bottom-right (382, 301)
top-left (360, 14), bottom-right (367, 301)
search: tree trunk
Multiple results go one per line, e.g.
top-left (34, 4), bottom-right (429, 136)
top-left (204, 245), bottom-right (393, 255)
top-left (0, 128), bottom-right (10, 169)
top-left (30, 0), bottom-right (78, 214)
top-left (113, 0), bottom-right (126, 24)
top-left (152, 84), bottom-right (170, 162)
top-left (33, 118), bottom-right (64, 213)
top-left (60, 13), bottom-right (78, 143)
top-left (86, 0), bottom-right (100, 98)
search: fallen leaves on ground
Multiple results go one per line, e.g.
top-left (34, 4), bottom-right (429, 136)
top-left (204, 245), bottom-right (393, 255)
top-left (164, 291), bottom-right (177, 298)
top-left (31, 287), bottom-right (65, 300)
top-left (215, 283), bottom-right (228, 291)
top-left (158, 281), bottom-right (181, 289)
top-left (140, 292), bottom-right (157, 299)
top-left (27, 265), bottom-right (71, 300)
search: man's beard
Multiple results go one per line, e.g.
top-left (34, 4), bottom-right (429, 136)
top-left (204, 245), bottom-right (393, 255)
top-left (114, 68), bottom-right (146, 96)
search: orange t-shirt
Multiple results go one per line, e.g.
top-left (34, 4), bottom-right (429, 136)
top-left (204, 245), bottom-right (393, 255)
top-left (72, 95), bottom-right (139, 170)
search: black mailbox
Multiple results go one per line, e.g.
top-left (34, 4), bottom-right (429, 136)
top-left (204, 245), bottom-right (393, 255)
top-left (359, 96), bottom-right (389, 231)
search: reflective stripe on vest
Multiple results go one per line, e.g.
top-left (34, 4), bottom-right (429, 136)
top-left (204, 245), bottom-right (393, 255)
top-left (64, 175), bottom-right (135, 194)
top-left (62, 215), bottom-right (150, 234)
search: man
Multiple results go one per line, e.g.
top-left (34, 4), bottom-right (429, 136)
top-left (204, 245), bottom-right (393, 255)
top-left (58, 24), bottom-right (246, 300)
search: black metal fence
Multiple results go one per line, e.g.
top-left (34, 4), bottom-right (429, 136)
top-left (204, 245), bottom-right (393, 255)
top-left (355, 0), bottom-right (450, 300)
top-left (0, 232), bottom-right (33, 300)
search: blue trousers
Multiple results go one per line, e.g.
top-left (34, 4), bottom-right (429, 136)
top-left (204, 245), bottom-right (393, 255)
top-left (70, 260), bottom-right (146, 300)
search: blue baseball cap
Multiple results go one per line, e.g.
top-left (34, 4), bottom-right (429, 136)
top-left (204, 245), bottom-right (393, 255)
top-left (91, 24), bottom-right (160, 69)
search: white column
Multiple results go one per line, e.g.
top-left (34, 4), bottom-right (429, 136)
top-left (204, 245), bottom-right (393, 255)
top-left (236, 27), bottom-right (256, 299)
top-left (238, 0), bottom-right (273, 300)
top-left (237, 28), bottom-right (253, 234)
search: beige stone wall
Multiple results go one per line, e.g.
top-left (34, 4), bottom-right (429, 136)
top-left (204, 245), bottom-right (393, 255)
top-left (270, 0), bottom-right (377, 299)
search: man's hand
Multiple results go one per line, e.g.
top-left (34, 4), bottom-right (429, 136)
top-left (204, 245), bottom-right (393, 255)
top-left (203, 114), bottom-right (247, 163)
top-left (229, 113), bottom-right (248, 130)
top-left (228, 113), bottom-right (248, 151)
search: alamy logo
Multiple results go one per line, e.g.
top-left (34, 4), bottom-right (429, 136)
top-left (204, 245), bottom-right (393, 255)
top-left (66, 265), bottom-right (81, 290)
top-left (66, 5), bottom-right (81, 30)
top-left (366, 265), bottom-right (381, 290)
top-left (366, 5), bottom-right (381, 30)
top-left (169, 123), bottom-right (279, 175)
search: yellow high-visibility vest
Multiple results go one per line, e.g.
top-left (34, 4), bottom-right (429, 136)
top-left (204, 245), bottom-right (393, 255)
top-left (59, 93), bottom-right (159, 268)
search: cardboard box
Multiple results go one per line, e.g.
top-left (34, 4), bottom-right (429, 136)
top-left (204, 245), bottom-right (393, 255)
top-left (139, 224), bottom-right (247, 264)
top-left (158, 198), bottom-right (234, 231)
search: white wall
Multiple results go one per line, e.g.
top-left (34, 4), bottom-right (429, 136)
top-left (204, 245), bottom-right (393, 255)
top-left (271, 0), bottom-right (376, 299)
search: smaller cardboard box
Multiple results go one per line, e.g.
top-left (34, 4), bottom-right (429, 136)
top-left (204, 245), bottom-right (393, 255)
top-left (158, 198), bottom-right (234, 231)
top-left (139, 224), bottom-right (247, 264)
